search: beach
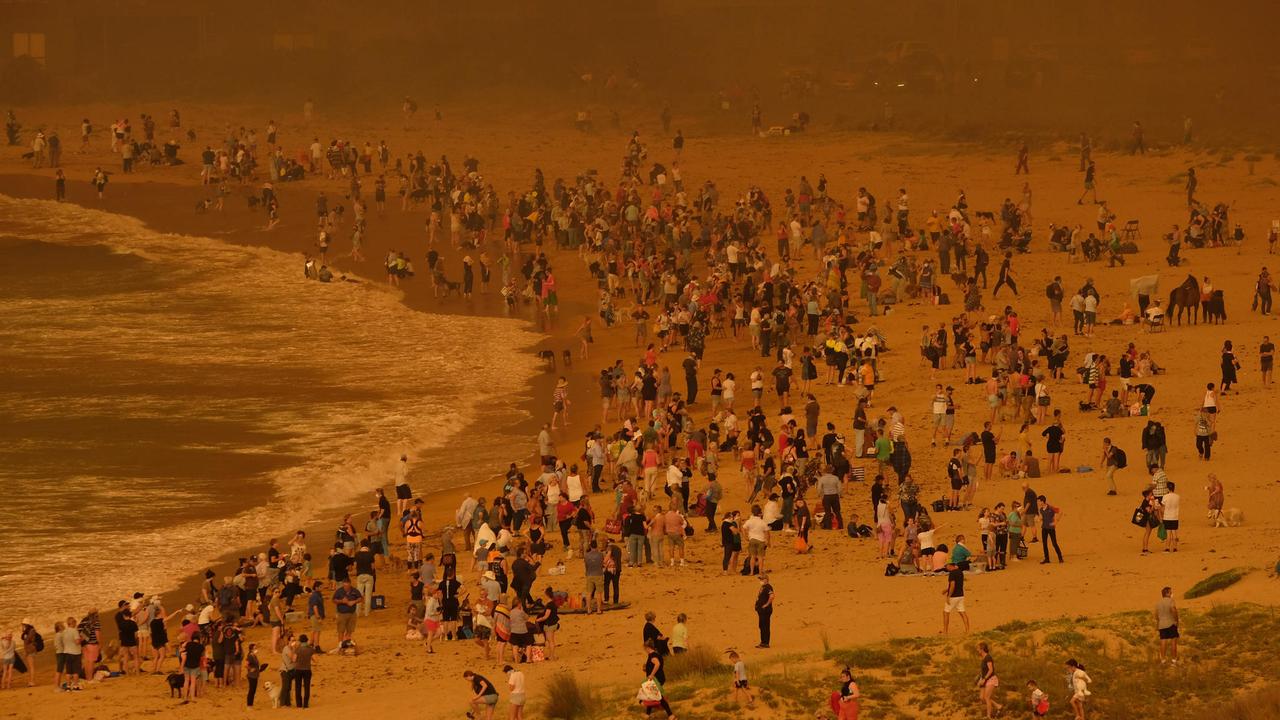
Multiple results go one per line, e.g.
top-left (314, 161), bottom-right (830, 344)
top-left (2, 100), bottom-right (1279, 719)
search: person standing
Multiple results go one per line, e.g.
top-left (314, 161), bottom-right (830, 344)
top-left (1077, 161), bottom-right (1097, 205)
top-left (1037, 496), bottom-right (1064, 564)
top-left (1131, 120), bottom-right (1146, 155)
top-left (1261, 336), bottom-right (1274, 385)
top-left (683, 353), bottom-right (699, 405)
top-left (1159, 482), bottom-right (1181, 552)
top-left (1155, 587), bottom-right (1180, 664)
top-left (753, 574), bottom-right (774, 649)
top-left (1100, 437), bottom-right (1121, 496)
top-left (1221, 341), bottom-right (1239, 393)
top-left (332, 579), bottom-right (361, 647)
top-left (942, 560), bottom-right (969, 634)
top-left (244, 643), bottom-right (263, 707)
top-left (292, 635), bottom-right (314, 708)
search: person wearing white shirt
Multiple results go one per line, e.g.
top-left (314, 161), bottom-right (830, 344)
top-left (742, 507), bottom-right (770, 574)
top-left (1159, 483), bottom-right (1181, 552)
top-left (762, 496), bottom-right (782, 530)
top-left (565, 469), bottom-right (584, 503)
top-left (505, 664), bottom-right (527, 718)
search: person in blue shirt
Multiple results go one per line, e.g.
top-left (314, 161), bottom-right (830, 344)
top-left (306, 584), bottom-right (326, 652)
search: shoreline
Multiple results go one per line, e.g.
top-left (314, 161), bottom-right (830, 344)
top-left (0, 171), bottom-right (607, 636)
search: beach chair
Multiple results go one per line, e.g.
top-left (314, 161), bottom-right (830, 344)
top-left (1121, 219), bottom-right (1141, 243)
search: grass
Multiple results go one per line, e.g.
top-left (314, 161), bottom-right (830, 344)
top-left (825, 645), bottom-right (895, 669)
top-left (1211, 684), bottom-right (1280, 720)
top-left (664, 644), bottom-right (724, 682)
top-left (541, 671), bottom-right (598, 720)
top-left (1184, 567), bottom-right (1251, 598)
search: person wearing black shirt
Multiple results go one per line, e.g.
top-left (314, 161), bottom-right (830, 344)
top-left (353, 543), bottom-right (377, 617)
top-left (642, 613), bottom-right (669, 656)
top-left (942, 562), bottom-right (969, 633)
top-left (992, 252), bottom-right (1018, 298)
top-left (754, 575), bottom-right (774, 648)
top-left (328, 546), bottom-right (353, 584)
top-left (720, 512), bottom-right (741, 572)
top-left (464, 670), bottom-right (499, 718)
top-left (642, 640), bottom-right (676, 717)
top-left (510, 550), bottom-right (539, 606)
top-left (682, 354), bottom-right (699, 404)
top-left (180, 637), bottom-right (204, 700)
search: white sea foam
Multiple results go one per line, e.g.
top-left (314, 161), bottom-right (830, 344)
top-left (0, 194), bottom-right (541, 630)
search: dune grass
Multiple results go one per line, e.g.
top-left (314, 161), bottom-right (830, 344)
top-left (1184, 567), bottom-right (1250, 599)
top-left (664, 644), bottom-right (725, 682)
top-left (541, 671), bottom-right (598, 720)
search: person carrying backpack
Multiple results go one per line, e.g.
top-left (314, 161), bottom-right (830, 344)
top-left (1100, 437), bottom-right (1125, 496)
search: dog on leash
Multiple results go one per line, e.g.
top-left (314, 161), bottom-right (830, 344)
top-left (1215, 507), bottom-right (1245, 527)
top-left (263, 680), bottom-right (281, 708)
top-left (166, 672), bottom-right (184, 697)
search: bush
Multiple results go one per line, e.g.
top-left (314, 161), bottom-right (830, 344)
top-left (1185, 568), bottom-right (1250, 599)
top-left (665, 645), bottom-right (724, 682)
top-left (826, 646), bottom-right (895, 669)
top-left (1214, 684), bottom-right (1280, 720)
top-left (541, 671), bottom-right (596, 720)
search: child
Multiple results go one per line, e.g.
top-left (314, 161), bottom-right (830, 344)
top-left (1027, 679), bottom-right (1049, 717)
top-left (729, 650), bottom-right (754, 708)
top-left (671, 613), bottom-right (689, 654)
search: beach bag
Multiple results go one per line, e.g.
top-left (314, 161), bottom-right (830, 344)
top-left (371, 595), bottom-right (387, 610)
top-left (637, 679), bottom-right (663, 706)
top-left (1015, 540), bottom-right (1028, 560)
top-left (1130, 507), bottom-right (1148, 527)
top-left (1036, 697), bottom-right (1050, 715)
top-left (603, 517), bottom-right (622, 535)
top-left (31, 632), bottom-right (44, 652)
top-left (527, 645), bottom-right (546, 663)
top-left (1157, 523), bottom-right (1168, 541)
top-left (794, 536), bottom-right (809, 553)
top-left (884, 562), bottom-right (899, 577)
top-left (932, 498), bottom-right (947, 513)
top-left (1114, 448), bottom-right (1128, 469)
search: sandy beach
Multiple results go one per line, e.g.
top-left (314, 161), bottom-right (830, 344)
top-left (2, 99), bottom-right (1279, 719)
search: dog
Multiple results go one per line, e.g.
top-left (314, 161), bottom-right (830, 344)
top-left (1216, 507), bottom-right (1245, 527)
top-left (247, 195), bottom-right (262, 210)
top-left (263, 679), bottom-right (281, 708)
top-left (439, 280), bottom-right (462, 297)
top-left (166, 672), bottom-right (185, 697)
top-left (561, 349), bottom-right (573, 368)
top-left (195, 198), bottom-right (214, 213)
top-left (382, 551), bottom-right (406, 573)
top-left (1204, 290), bottom-right (1227, 324)
top-left (535, 350), bottom-right (557, 370)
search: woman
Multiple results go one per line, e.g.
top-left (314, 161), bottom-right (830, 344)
top-left (794, 498), bottom-right (812, 551)
top-left (1206, 474), bottom-right (1225, 526)
top-left (836, 666), bottom-right (861, 719)
top-left (875, 498), bottom-right (895, 558)
top-left (508, 600), bottom-right (532, 663)
top-left (976, 642), bottom-right (1003, 718)
top-left (244, 643), bottom-right (264, 707)
top-left (422, 587), bottom-right (443, 653)
top-left (0, 632), bottom-right (14, 689)
top-left (577, 316), bottom-right (593, 359)
top-left (148, 598), bottom-right (171, 673)
top-left (1137, 488), bottom-right (1161, 554)
top-left (1041, 412), bottom-right (1066, 473)
top-left (1220, 340), bottom-right (1239, 393)
top-left (641, 639), bottom-right (677, 718)
top-left (1066, 659), bottom-right (1092, 720)
top-left (720, 511), bottom-right (742, 574)
top-left (268, 588), bottom-right (288, 652)
top-left (535, 587), bottom-right (560, 660)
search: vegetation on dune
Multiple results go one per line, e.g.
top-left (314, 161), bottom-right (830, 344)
top-left (1184, 567), bottom-right (1250, 599)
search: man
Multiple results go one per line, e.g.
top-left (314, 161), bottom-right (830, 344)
top-left (1159, 482), bottom-right (1181, 552)
top-left (1046, 275), bottom-right (1064, 326)
top-left (537, 423), bottom-right (555, 466)
top-left (816, 467), bottom-right (842, 529)
top-left (683, 353), bottom-right (699, 404)
top-left (306, 583), bottom-right (325, 652)
top-left (1038, 495), bottom-right (1064, 564)
top-left (1261, 336), bottom-right (1275, 385)
top-left (663, 506), bottom-right (686, 567)
top-left (742, 505), bottom-right (770, 575)
top-left (1100, 437), bottom-right (1121, 496)
top-left (463, 670), bottom-right (500, 720)
top-left (1015, 140), bottom-right (1029, 175)
top-left (293, 635), bottom-right (315, 708)
top-left (754, 574), bottom-right (774, 649)
top-left (583, 541), bottom-right (605, 614)
top-left (353, 542), bottom-right (377, 616)
top-left (1142, 421), bottom-right (1168, 469)
top-left (1155, 587), bottom-right (1180, 663)
top-left (332, 579), bottom-right (362, 646)
top-left (704, 474), bottom-right (723, 532)
top-left (942, 560), bottom-right (969, 633)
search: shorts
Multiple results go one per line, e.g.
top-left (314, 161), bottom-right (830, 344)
top-left (984, 676), bottom-right (999, 688)
top-left (184, 667), bottom-right (201, 679)
top-left (1163, 520), bottom-right (1179, 531)
top-left (932, 414), bottom-right (945, 427)
top-left (734, 680), bottom-right (749, 689)
top-left (55, 653), bottom-right (67, 672)
top-left (336, 612), bottom-right (357, 635)
top-left (311, 617), bottom-right (324, 634)
top-left (65, 655), bottom-right (82, 676)
top-left (474, 625), bottom-right (491, 640)
top-left (510, 692), bottom-right (526, 707)
top-left (666, 533), bottom-right (684, 547)
top-left (1204, 406), bottom-right (1217, 414)
top-left (511, 632), bottom-right (532, 647)
top-left (481, 693), bottom-right (499, 706)
top-left (395, 483), bottom-right (412, 499)
top-left (942, 414), bottom-right (955, 428)
top-left (748, 539), bottom-right (766, 558)
top-left (585, 575), bottom-right (602, 596)
top-left (944, 596), bottom-right (966, 613)
top-left (1159, 625), bottom-right (1179, 639)
top-left (1084, 311), bottom-right (1097, 324)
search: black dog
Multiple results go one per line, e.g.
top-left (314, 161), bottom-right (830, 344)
top-left (167, 672), bottom-right (184, 697)
top-left (440, 280), bottom-right (462, 297)
top-left (562, 349), bottom-right (573, 368)
top-left (1204, 290), bottom-right (1227, 324)
top-left (535, 350), bottom-right (557, 370)
top-left (247, 195), bottom-right (261, 210)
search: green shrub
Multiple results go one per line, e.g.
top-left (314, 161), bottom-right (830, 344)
top-left (541, 671), bottom-right (596, 720)
top-left (665, 645), bottom-right (724, 682)
top-left (1185, 568), bottom-right (1250, 599)
top-left (826, 646), bottom-right (895, 669)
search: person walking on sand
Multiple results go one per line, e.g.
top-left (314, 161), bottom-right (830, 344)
top-left (754, 574), bottom-right (774, 649)
top-left (551, 377), bottom-right (571, 430)
top-left (728, 650), bottom-right (755, 708)
top-left (1077, 161), bottom-right (1097, 205)
top-left (642, 639), bottom-right (678, 719)
top-left (992, 252), bottom-right (1017, 298)
top-left (1015, 140), bottom-right (1029, 175)
top-left (1066, 659), bottom-right (1092, 720)
top-left (1155, 586), bottom-right (1180, 664)
top-left (976, 642), bottom-right (1004, 718)
top-left (1038, 495), bottom-right (1064, 563)
top-left (92, 167), bottom-right (108, 199)
top-left (504, 664), bottom-right (526, 720)
top-left (942, 560), bottom-right (969, 633)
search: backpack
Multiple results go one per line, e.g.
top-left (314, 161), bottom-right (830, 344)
top-left (884, 562), bottom-right (900, 577)
top-left (1113, 448), bottom-right (1127, 469)
top-left (32, 631), bottom-right (44, 652)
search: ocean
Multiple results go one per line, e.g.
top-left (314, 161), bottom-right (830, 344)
top-left (0, 194), bottom-right (540, 629)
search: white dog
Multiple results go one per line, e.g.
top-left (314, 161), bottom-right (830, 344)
top-left (263, 680), bottom-right (281, 708)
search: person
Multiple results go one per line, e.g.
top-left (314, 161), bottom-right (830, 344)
top-left (1066, 659), bottom-right (1092, 720)
top-left (1221, 341), bottom-right (1239, 393)
top-left (743, 505), bottom-right (769, 575)
top-left (834, 666), bottom-right (861, 720)
top-left (1195, 410), bottom-right (1213, 460)
top-left (670, 613), bottom-right (688, 655)
top-left (1159, 482), bottom-right (1181, 552)
top-left (333, 578), bottom-right (362, 646)
top-left (1261, 336), bottom-right (1274, 385)
top-left (1155, 586), bottom-right (1180, 664)
top-left (1027, 679), bottom-right (1049, 717)
top-left (1077, 160), bottom-right (1097, 205)
top-left (728, 650), bottom-right (754, 707)
top-left (992, 252), bottom-right (1017, 297)
top-left (942, 560), bottom-right (969, 634)
top-left (292, 635), bottom-right (314, 708)
top-left (244, 642), bottom-right (264, 706)
top-left (642, 639), bottom-right (676, 718)
top-left (1038, 495), bottom-right (1064, 563)
top-left (976, 642), bottom-right (1003, 718)
top-left (1137, 489), bottom-right (1160, 554)
top-left (1207, 474), bottom-right (1226, 527)
top-left (464, 669), bottom-right (500, 720)
top-left (1100, 437), bottom-right (1120, 496)
top-left (583, 540), bottom-right (606, 614)
top-left (535, 587), bottom-right (560, 660)
top-left (179, 630), bottom-right (203, 701)
top-left (754, 574), bottom-right (774, 649)
top-left (505, 664), bottom-right (526, 720)
top-left (17, 620), bottom-right (39, 687)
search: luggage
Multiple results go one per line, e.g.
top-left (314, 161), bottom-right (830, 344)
top-left (371, 594), bottom-right (387, 610)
